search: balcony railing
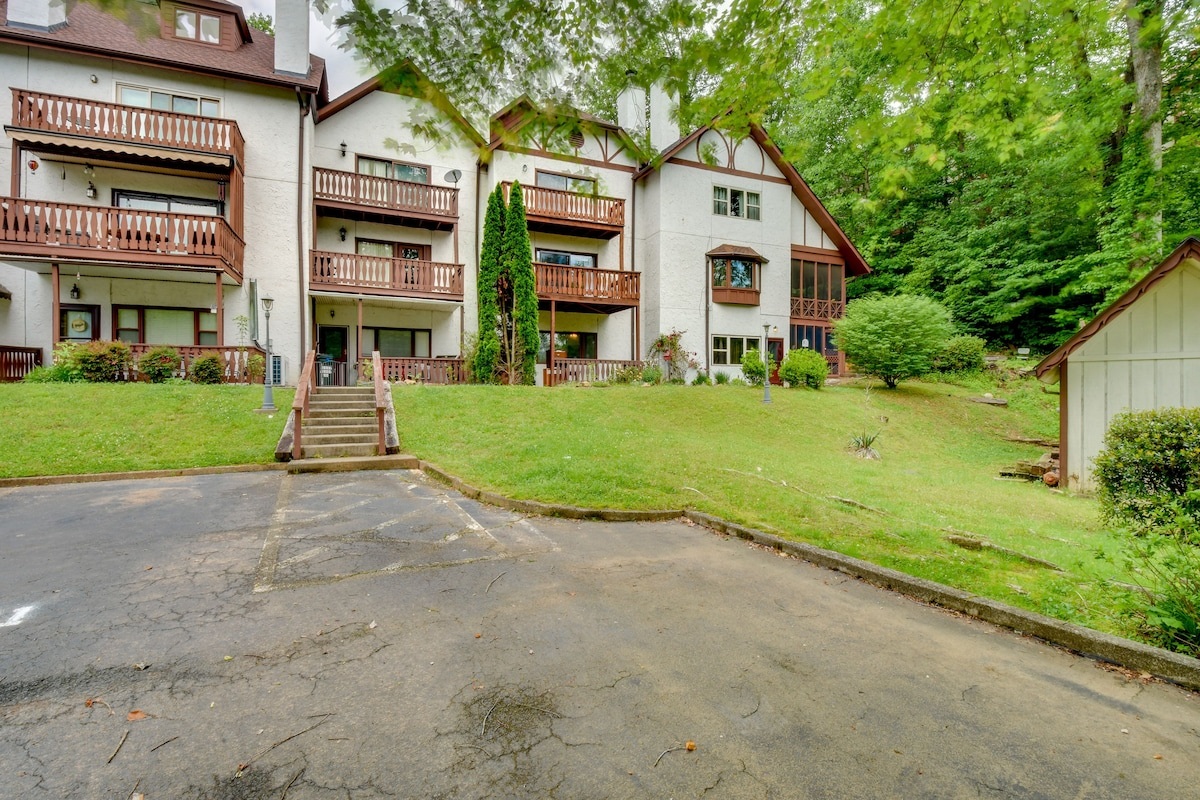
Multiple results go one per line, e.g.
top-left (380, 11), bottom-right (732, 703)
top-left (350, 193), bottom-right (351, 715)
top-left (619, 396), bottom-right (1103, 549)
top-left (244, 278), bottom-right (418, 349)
top-left (313, 168), bottom-right (459, 220)
top-left (504, 182), bottom-right (624, 238)
top-left (535, 263), bottom-right (639, 305)
top-left (0, 345), bottom-right (42, 382)
top-left (124, 344), bottom-right (265, 383)
top-left (11, 89), bottom-right (245, 165)
top-left (791, 297), bottom-right (845, 320)
top-left (0, 198), bottom-right (244, 280)
top-left (310, 250), bottom-right (464, 300)
top-left (368, 357), bottom-right (469, 384)
top-left (546, 358), bottom-right (643, 385)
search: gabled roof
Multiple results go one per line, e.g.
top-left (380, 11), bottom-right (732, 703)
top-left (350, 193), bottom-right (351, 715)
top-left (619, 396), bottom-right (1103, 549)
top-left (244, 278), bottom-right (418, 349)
top-left (634, 119), bottom-right (870, 277)
top-left (0, 0), bottom-right (326, 95)
top-left (317, 60), bottom-right (485, 148)
top-left (488, 95), bottom-right (645, 159)
top-left (1036, 237), bottom-right (1200, 383)
top-left (707, 244), bottom-right (767, 263)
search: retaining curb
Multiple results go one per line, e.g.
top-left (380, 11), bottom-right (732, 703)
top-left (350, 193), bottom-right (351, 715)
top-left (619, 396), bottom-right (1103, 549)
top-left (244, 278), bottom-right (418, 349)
top-left (6, 458), bottom-right (1199, 691)
top-left (0, 462), bottom-right (288, 489)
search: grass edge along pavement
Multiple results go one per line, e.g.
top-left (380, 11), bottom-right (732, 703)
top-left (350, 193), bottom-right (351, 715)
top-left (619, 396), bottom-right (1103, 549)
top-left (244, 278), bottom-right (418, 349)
top-left (4, 452), bottom-right (1198, 692)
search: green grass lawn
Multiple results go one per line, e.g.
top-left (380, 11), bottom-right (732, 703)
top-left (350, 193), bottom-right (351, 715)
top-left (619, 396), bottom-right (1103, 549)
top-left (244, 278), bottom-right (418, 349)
top-left (393, 377), bottom-right (1136, 639)
top-left (0, 383), bottom-right (293, 477)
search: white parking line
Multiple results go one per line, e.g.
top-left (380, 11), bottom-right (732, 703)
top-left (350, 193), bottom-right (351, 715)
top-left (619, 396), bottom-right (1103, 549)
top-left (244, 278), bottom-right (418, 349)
top-left (0, 605), bottom-right (36, 627)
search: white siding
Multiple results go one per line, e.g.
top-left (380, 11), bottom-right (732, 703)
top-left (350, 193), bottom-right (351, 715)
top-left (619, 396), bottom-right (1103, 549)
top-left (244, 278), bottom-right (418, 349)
top-left (1066, 259), bottom-right (1200, 490)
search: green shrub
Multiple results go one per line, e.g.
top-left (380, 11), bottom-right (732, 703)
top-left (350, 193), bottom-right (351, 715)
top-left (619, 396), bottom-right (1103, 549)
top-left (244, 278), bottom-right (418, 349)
top-left (729, 376), bottom-right (749, 387)
top-left (1093, 408), bottom-right (1200, 530)
top-left (189, 353), bottom-right (225, 384)
top-left (1118, 497), bottom-right (1200, 657)
top-left (832, 295), bottom-right (953, 388)
top-left (246, 353), bottom-right (266, 382)
top-left (713, 371), bottom-right (730, 385)
top-left (75, 340), bottom-right (131, 383)
top-left (936, 335), bottom-right (986, 373)
top-left (740, 348), bottom-right (774, 386)
top-left (139, 346), bottom-right (180, 383)
top-left (612, 363), bottom-right (644, 384)
top-left (641, 364), bottom-right (663, 384)
top-left (23, 345), bottom-right (84, 383)
top-left (779, 348), bottom-right (829, 389)
top-left (692, 372), bottom-right (712, 386)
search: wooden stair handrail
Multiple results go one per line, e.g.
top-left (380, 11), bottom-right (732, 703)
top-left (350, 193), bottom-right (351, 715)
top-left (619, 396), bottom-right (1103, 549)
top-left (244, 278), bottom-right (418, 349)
top-left (292, 350), bottom-right (317, 460)
top-left (372, 350), bottom-right (386, 456)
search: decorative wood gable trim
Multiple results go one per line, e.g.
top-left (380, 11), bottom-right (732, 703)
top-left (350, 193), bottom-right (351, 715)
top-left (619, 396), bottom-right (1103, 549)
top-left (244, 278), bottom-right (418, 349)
top-left (487, 96), bottom-right (643, 169)
top-left (1035, 238), bottom-right (1200, 382)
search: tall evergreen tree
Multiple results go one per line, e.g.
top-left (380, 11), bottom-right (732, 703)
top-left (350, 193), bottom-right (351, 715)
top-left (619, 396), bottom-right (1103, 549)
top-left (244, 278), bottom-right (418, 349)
top-left (500, 181), bottom-right (539, 385)
top-left (473, 185), bottom-right (505, 383)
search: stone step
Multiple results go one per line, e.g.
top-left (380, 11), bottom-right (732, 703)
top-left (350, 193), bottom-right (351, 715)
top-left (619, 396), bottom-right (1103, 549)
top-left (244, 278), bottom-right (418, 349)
top-left (314, 386), bottom-right (374, 396)
top-left (305, 407), bottom-right (375, 419)
top-left (287, 454), bottom-right (420, 474)
top-left (303, 421), bottom-right (378, 435)
top-left (300, 442), bottom-right (381, 459)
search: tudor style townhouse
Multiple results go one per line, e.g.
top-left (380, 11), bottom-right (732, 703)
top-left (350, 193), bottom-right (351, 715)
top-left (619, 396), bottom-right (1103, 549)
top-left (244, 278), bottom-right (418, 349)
top-left (0, 0), bottom-right (868, 387)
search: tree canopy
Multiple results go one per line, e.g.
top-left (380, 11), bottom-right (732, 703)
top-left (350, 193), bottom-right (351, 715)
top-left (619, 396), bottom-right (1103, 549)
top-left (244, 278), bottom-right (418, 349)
top-left (321, 0), bottom-right (1200, 351)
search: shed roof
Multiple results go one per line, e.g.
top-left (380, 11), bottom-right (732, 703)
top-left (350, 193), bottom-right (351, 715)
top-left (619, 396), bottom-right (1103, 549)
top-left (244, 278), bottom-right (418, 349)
top-left (1035, 237), bottom-right (1200, 383)
top-left (706, 244), bottom-right (767, 262)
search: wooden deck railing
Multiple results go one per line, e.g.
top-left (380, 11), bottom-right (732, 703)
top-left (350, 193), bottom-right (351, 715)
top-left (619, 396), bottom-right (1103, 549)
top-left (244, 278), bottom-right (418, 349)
top-left (0, 345), bottom-right (42, 381)
top-left (310, 251), bottom-right (464, 300)
top-left (535, 263), bottom-right (639, 304)
top-left (505, 182), bottom-right (624, 227)
top-left (12, 89), bottom-right (245, 164)
top-left (0, 198), bottom-right (243, 279)
top-left (547, 358), bottom-right (643, 385)
top-left (790, 297), bottom-right (845, 320)
top-left (125, 344), bottom-right (264, 383)
top-left (368, 357), bottom-right (469, 384)
top-left (313, 168), bottom-right (459, 218)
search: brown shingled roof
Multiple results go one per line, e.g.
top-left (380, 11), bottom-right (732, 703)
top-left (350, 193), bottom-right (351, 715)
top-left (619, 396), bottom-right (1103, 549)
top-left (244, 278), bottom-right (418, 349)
top-left (706, 244), bottom-right (768, 262)
top-left (0, 0), bottom-right (326, 95)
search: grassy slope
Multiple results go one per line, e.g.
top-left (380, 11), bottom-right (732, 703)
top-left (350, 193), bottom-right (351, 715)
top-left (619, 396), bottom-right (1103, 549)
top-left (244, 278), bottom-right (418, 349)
top-left (0, 384), bottom-right (293, 477)
top-left (395, 379), bottom-right (1131, 637)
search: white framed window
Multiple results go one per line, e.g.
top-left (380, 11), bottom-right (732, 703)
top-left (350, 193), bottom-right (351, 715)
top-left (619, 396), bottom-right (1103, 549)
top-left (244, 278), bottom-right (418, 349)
top-left (118, 84), bottom-right (220, 117)
top-left (357, 156), bottom-right (430, 184)
top-left (713, 185), bottom-right (761, 220)
top-left (175, 9), bottom-right (221, 43)
top-left (711, 335), bottom-right (761, 366)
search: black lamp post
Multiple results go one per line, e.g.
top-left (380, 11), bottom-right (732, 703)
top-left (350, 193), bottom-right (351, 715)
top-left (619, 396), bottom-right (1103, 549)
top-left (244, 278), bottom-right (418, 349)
top-left (260, 294), bottom-right (275, 412)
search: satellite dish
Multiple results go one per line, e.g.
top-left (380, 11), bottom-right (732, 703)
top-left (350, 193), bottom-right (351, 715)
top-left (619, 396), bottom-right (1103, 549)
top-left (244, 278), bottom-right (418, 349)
top-left (444, 169), bottom-right (463, 185)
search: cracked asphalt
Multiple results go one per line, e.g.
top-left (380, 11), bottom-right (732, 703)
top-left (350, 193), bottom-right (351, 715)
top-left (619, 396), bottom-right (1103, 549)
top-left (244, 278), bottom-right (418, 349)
top-left (1, 470), bottom-right (1199, 799)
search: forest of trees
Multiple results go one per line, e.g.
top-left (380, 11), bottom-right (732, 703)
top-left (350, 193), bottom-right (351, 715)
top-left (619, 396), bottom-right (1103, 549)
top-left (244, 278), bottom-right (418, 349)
top-left (329, 0), bottom-right (1199, 351)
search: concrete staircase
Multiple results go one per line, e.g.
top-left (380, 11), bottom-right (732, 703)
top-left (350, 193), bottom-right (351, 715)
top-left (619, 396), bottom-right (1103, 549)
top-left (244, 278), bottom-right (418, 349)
top-left (298, 385), bottom-right (381, 459)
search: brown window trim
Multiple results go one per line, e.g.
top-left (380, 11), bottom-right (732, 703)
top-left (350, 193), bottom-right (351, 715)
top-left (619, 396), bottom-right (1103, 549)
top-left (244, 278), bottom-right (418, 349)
top-left (60, 304), bottom-right (100, 342)
top-left (170, 7), bottom-right (223, 45)
top-left (355, 238), bottom-right (431, 261)
top-left (534, 168), bottom-right (598, 195)
top-left (366, 326), bottom-right (433, 358)
top-left (710, 256), bottom-right (761, 306)
top-left (354, 155), bottom-right (432, 185)
top-left (112, 304), bottom-right (217, 346)
top-left (533, 247), bottom-right (597, 268)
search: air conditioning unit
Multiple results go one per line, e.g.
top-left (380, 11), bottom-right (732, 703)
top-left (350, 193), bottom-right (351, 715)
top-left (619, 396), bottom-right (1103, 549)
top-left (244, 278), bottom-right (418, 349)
top-left (270, 354), bottom-right (286, 385)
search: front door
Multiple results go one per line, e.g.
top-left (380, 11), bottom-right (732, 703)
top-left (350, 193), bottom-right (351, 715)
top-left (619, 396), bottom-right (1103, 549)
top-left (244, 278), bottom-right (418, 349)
top-left (317, 325), bottom-right (348, 386)
top-left (768, 338), bottom-right (785, 385)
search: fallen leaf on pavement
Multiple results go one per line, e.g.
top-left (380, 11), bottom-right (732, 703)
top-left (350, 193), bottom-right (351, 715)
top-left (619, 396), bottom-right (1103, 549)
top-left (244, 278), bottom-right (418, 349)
top-left (127, 710), bottom-right (149, 722)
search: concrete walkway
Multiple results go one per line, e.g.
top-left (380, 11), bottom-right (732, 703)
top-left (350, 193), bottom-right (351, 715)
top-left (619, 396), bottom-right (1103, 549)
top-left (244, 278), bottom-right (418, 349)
top-left (1, 470), bottom-right (1198, 798)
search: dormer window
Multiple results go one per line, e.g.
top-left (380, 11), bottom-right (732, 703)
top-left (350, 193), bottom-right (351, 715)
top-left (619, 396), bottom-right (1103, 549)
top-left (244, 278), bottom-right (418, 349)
top-left (175, 9), bottom-right (221, 43)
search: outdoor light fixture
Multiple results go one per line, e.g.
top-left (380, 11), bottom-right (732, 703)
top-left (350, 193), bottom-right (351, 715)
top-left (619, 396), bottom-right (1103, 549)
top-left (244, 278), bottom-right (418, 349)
top-left (339, 141), bottom-right (347, 157)
top-left (338, 227), bottom-right (347, 241)
top-left (259, 294), bottom-right (276, 413)
top-left (83, 164), bottom-right (94, 176)
top-left (27, 159), bottom-right (38, 172)
top-left (330, 308), bottom-right (335, 319)
top-left (762, 323), bottom-right (776, 404)
top-left (69, 283), bottom-right (80, 300)
top-left (85, 181), bottom-right (97, 199)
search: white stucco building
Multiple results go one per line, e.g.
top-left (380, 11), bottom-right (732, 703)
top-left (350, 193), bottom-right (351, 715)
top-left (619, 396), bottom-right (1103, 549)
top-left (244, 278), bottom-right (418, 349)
top-left (1036, 239), bottom-right (1200, 491)
top-left (0, 0), bottom-right (870, 386)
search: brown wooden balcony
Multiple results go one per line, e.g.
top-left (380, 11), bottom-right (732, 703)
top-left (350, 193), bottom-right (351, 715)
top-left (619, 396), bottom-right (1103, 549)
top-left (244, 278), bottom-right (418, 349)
top-left (10, 89), bottom-right (245, 168)
top-left (790, 297), bottom-right (845, 320)
top-left (310, 250), bottom-right (464, 301)
top-left (0, 198), bottom-right (244, 281)
top-left (504, 182), bottom-right (624, 239)
top-left (535, 262), bottom-right (639, 313)
top-left (1, 345), bottom-right (42, 382)
top-left (313, 168), bottom-right (459, 230)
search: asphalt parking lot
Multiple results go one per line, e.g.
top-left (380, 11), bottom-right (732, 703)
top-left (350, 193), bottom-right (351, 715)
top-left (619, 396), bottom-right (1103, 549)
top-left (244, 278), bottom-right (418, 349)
top-left (1, 469), bottom-right (1198, 798)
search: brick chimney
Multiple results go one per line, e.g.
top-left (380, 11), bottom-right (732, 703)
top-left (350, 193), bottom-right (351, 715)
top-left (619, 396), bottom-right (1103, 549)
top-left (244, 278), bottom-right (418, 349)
top-left (273, 0), bottom-right (311, 77)
top-left (7, 0), bottom-right (67, 30)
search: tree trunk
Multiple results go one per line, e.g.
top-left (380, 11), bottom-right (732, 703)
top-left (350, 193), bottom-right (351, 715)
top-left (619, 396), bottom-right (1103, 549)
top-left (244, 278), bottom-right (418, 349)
top-left (1125, 0), bottom-right (1164, 242)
